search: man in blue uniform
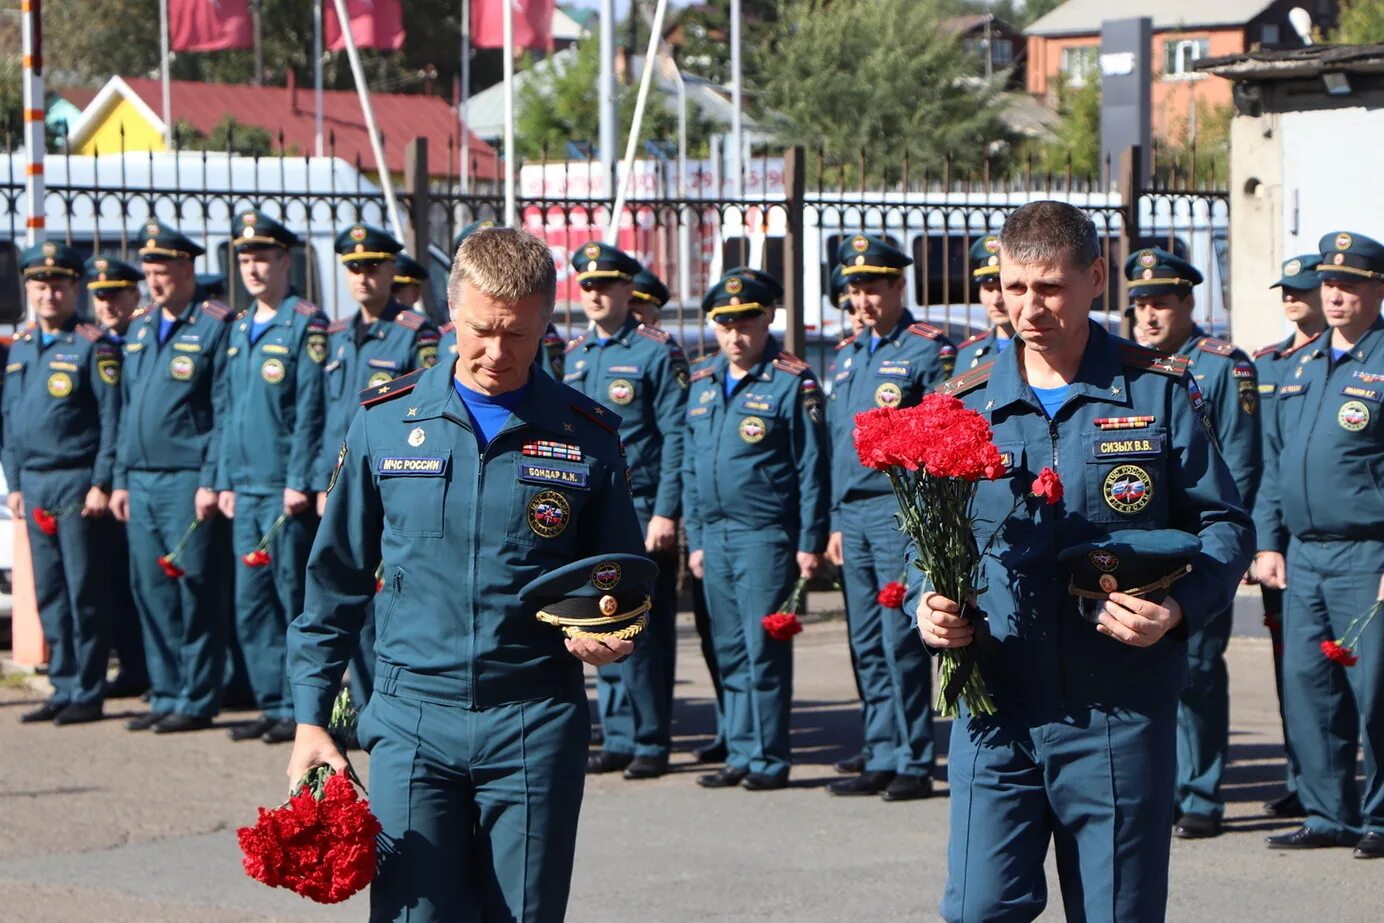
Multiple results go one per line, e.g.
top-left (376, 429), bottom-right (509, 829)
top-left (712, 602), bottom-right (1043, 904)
top-left (682, 270), bottom-right (828, 789)
top-left (1126, 246), bottom-right (1261, 839)
top-left (565, 241), bottom-right (688, 780)
top-left (109, 228), bottom-right (236, 733)
top-left (218, 212), bottom-right (330, 744)
top-left (1251, 254), bottom-right (1326, 819)
top-left (4, 242), bottom-right (123, 725)
top-left (824, 234), bottom-right (953, 800)
top-left (286, 227), bottom-right (646, 921)
top-left (1256, 231), bottom-right (1384, 859)
top-left (955, 234), bottom-right (1014, 370)
top-left (915, 200), bottom-right (1252, 920)
top-left (629, 266), bottom-right (669, 328)
top-left (390, 252), bottom-right (427, 310)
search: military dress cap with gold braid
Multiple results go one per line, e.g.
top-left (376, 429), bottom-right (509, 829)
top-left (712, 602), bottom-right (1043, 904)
top-left (392, 253), bottom-right (427, 286)
top-left (725, 266), bottom-right (784, 305)
top-left (630, 267), bottom-right (670, 308)
top-left (84, 254), bottom-right (142, 290)
top-left (1316, 230), bottom-right (1384, 282)
top-left (452, 217), bottom-right (501, 253)
top-left (969, 235), bottom-right (1002, 280)
top-left (20, 241), bottom-right (84, 280)
top-left (334, 223), bottom-right (403, 268)
top-left (702, 269), bottom-right (780, 324)
top-left (1123, 247), bottom-right (1203, 297)
top-left (138, 220), bottom-right (205, 261)
top-left (830, 264), bottom-right (852, 310)
top-left (232, 208), bottom-right (299, 251)
top-left (519, 553), bottom-right (659, 641)
top-left (196, 272), bottom-right (227, 298)
top-left (1270, 253), bottom-right (1325, 291)
top-left (1058, 529), bottom-right (1202, 623)
top-left (574, 241), bottom-right (641, 284)
top-left (837, 233), bottom-right (912, 277)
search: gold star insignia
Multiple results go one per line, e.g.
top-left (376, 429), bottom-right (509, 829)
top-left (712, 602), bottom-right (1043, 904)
top-left (407, 407), bottom-right (418, 417)
top-left (1111, 386), bottom-right (1121, 396)
top-left (593, 406), bottom-right (605, 416)
top-left (377, 385), bottom-right (389, 394)
top-left (564, 422), bottom-right (575, 432)
top-left (985, 400), bottom-right (995, 410)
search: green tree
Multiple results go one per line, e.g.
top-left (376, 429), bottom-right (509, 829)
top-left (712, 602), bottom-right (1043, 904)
top-left (668, 0), bottom-right (779, 86)
top-left (1154, 99), bottom-right (1231, 189)
top-left (1031, 74), bottom-right (1101, 178)
top-left (173, 117), bottom-right (278, 157)
top-left (1334, 0), bottom-right (1384, 43)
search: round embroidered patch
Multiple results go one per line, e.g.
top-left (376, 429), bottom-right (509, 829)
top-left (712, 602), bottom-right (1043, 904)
top-left (368, 370), bottom-right (392, 388)
top-left (592, 561), bottom-right (622, 590)
top-left (874, 381), bottom-right (903, 408)
top-left (1103, 464), bottom-right (1153, 515)
top-left (739, 415), bottom-right (766, 443)
top-left (527, 490), bottom-right (571, 539)
top-left (47, 372), bottom-right (73, 398)
top-left (1138, 250), bottom-right (1158, 268)
top-left (408, 427), bottom-right (426, 447)
top-left (984, 237), bottom-right (999, 254)
top-left (1284, 259), bottom-right (1302, 277)
top-left (260, 358), bottom-right (286, 385)
top-left (1089, 550), bottom-right (1120, 573)
top-left (851, 235), bottom-right (869, 253)
top-left (169, 355), bottom-right (196, 381)
top-left (724, 276), bottom-right (743, 295)
top-left (1336, 232), bottom-right (1352, 251)
top-left (1339, 400), bottom-right (1370, 432)
top-left (607, 378), bottom-right (634, 405)
top-left (350, 226), bottom-right (367, 242)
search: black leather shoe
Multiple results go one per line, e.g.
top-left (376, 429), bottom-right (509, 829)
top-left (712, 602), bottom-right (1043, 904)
top-left (881, 773), bottom-right (934, 802)
top-left (262, 718), bottom-right (297, 744)
top-left (153, 714), bottom-right (213, 734)
top-left (53, 702), bottom-right (103, 726)
top-left (741, 772), bottom-right (788, 791)
top-left (693, 741), bottom-right (728, 764)
top-left (696, 766), bottom-right (749, 789)
top-left (1354, 832), bottom-right (1384, 859)
top-left (1263, 792), bottom-right (1306, 818)
top-left (622, 755), bottom-right (668, 780)
top-left (1175, 813), bottom-right (1222, 839)
top-left (20, 700), bottom-right (65, 723)
top-left (104, 674), bottom-right (150, 699)
top-left (125, 711), bottom-right (170, 731)
top-left (586, 750), bottom-right (634, 774)
top-left (1265, 826), bottom-right (1355, 849)
top-left (834, 753), bottom-right (867, 775)
top-left (828, 770), bottom-right (896, 797)
top-left (228, 716), bottom-right (276, 741)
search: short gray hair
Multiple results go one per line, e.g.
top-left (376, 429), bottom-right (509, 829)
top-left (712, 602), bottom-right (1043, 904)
top-left (448, 227), bottom-right (557, 312)
top-left (998, 200), bottom-right (1101, 270)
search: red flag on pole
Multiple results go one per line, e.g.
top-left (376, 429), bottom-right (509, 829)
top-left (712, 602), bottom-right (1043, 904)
top-left (168, 0), bottom-right (253, 52)
top-left (326, 0), bottom-right (406, 51)
top-left (471, 0), bottom-right (556, 52)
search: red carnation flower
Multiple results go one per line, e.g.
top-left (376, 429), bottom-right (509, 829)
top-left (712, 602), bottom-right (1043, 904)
top-left (242, 549), bottom-right (272, 567)
top-left (157, 555), bottom-right (186, 579)
top-left (1032, 467), bottom-right (1064, 505)
top-left (762, 611), bottom-right (803, 641)
top-left (877, 581), bottom-right (907, 609)
top-left (1321, 640), bottom-right (1359, 667)
top-left (31, 507), bottom-right (58, 536)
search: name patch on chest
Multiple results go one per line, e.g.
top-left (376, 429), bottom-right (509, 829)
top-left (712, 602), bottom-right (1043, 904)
top-left (875, 363), bottom-right (911, 378)
top-left (377, 456), bottom-right (447, 476)
top-left (739, 394), bottom-right (778, 413)
top-left (261, 343), bottom-right (291, 356)
top-left (606, 364), bottom-right (642, 375)
top-left (1279, 384), bottom-right (1307, 396)
top-left (367, 358), bottom-right (400, 370)
top-left (519, 463), bottom-right (589, 489)
top-left (688, 405), bottom-right (711, 419)
top-left (172, 342), bottom-right (202, 353)
top-left (1341, 385), bottom-right (1381, 402)
top-left (1094, 435), bottom-right (1163, 458)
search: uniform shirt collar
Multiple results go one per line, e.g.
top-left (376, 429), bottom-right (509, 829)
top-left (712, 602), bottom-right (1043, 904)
top-left (719, 336), bottom-right (781, 387)
top-left (1337, 314), bottom-right (1384, 364)
top-left (869, 308), bottom-right (916, 349)
top-left (986, 321), bottom-right (1128, 413)
top-left (360, 298), bottom-right (404, 336)
top-left (1174, 324), bottom-right (1208, 358)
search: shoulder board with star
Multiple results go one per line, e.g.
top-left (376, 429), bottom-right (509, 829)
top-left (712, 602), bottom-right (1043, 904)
top-left (293, 299), bottom-right (322, 318)
top-left (1252, 343), bottom-right (1279, 360)
top-left (564, 331), bottom-right (587, 354)
top-left (440, 321), bottom-right (455, 335)
top-left (568, 390), bottom-right (621, 434)
top-left (772, 351), bottom-right (810, 376)
top-left (958, 331), bottom-right (987, 349)
top-left (635, 324), bottom-right (672, 344)
top-left (1197, 337), bottom-right (1236, 357)
top-left (393, 310), bottom-right (425, 331)
top-left (936, 360), bottom-right (995, 397)
top-left (199, 299), bottom-right (232, 321)
top-left (1119, 342), bottom-right (1189, 378)
top-left (1280, 333), bottom-right (1322, 359)
top-left (691, 350), bottom-right (719, 366)
top-left (835, 334), bottom-right (857, 351)
top-left (131, 305), bottom-right (152, 320)
top-left (907, 321), bottom-right (946, 341)
top-left (327, 318), bottom-right (351, 334)
top-left (75, 322), bottom-right (105, 342)
top-left (690, 366), bottom-right (715, 383)
top-left (360, 368), bottom-right (425, 408)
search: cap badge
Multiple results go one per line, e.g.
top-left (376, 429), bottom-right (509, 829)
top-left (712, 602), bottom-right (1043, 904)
top-left (243, 211), bottom-right (257, 226)
top-left (599, 595), bottom-right (619, 616)
top-left (1089, 550), bottom-right (1119, 573)
top-left (724, 276), bottom-right (743, 295)
top-left (584, 243), bottom-right (602, 260)
top-left (243, 226), bottom-right (256, 238)
top-left (1098, 574), bottom-right (1119, 593)
top-left (1334, 253), bottom-right (1346, 265)
top-left (851, 235), bottom-right (869, 253)
top-left (1285, 259), bottom-right (1301, 276)
top-left (592, 561), bottom-right (622, 590)
top-left (984, 237), bottom-right (999, 254)
top-left (1336, 232), bottom-right (1353, 251)
top-left (94, 258), bottom-right (108, 271)
top-left (145, 222), bottom-right (160, 236)
top-left (350, 226), bottom-right (367, 242)
top-left (1142, 269), bottom-right (1154, 280)
top-left (42, 241), bottom-right (56, 256)
top-left (1138, 251), bottom-right (1157, 269)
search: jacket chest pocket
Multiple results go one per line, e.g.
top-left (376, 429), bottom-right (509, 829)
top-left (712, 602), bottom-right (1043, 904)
top-left (732, 409), bottom-right (776, 450)
top-left (376, 453), bottom-right (450, 537)
top-left (602, 373), bottom-right (639, 409)
top-left (325, 359), bottom-right (349, 399)
top-left (1083, 430), bottom-right (1168, 525)
top-left (507, 462), bottom-right (591, 548)
top-left (870, 373), bottom-right (912, 409)
top-left (165, 350), bottom-right (201, 384)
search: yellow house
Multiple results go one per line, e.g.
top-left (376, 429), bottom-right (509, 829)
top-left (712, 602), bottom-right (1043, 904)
top-left (66, 77), bottom-right (171, 155)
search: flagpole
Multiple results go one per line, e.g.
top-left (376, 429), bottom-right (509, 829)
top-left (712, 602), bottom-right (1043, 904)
top-left (502, 0), bottom-right (516, 226)
top-left (21, 0), bottom-right (45, 247)
top-left (606, 0), bottom-right (670, 247)
top-left (313, 0), bottom-right (324, 157)
top-left (729, 0), bottom-right (743, 198)
top-left (159, 0), bottom-right (172, 146)
top-left (460, 0), bottom-right (471, 194)
top-left (331, 0), bottom-right (405, 239)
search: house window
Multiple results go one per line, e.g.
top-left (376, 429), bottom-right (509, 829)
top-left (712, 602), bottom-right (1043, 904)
top-left (1261, 23), bottom-right (1281, 45)
top-left (991, 39), bottom-right (1014, 65)
top-left (1061, 46), bottom-right (1098, 86)
top-left (1163, 38), bottom-right (1209, 80)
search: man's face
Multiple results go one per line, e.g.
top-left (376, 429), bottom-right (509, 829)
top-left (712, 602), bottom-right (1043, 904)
top-left (848, 275), bottom-right (905, 331)
top-left (1322, 277), bottom-right (1384, 332)
top-left (346, 259), bottom-right (394, 306)
top-left (630, 300), bottom-right (660, 328)
top-left (1133, 292), bottom-right (1196, 351)
top-left (391, 281), bottom-right (421, 308)
top-left (92, 287), bottom-right (141, 332)
top-left (1281, 286), bottom-right (1324, 326)
top-left (142, 258), bottom-right (197, 309)
top-left (713, 312), bottom-right (772, 367)
top-left (449, 279), bottom-right (549, 395)
top-left (998, 250), bottom-right (1105, 354)
top-left (581, 278), bottom-right (633, 325)
top-left (26, 277), bottom-right (77, 325)
top-left (979, 280), bottom-right (1006, 326)
top-left (237, 247), bottom-right (291, 300)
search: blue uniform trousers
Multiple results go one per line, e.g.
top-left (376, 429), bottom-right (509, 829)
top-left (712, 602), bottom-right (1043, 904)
top-left (230, 493), bottom-right (315, 720)
top-left (106, 525), bottom-right (147, 687)
top-left (126, 469), bottom-right (227, 717)
top-left (359, 674), bottom-right (588, 923)
top-left (22, 468), bottom-right (113, 708)
top-left (690, 572), bottom-right (726, 749)
top-left (595, 540), bottom-right (677, 759)
top-left (700, 524), bottom-right (795, 780)
top-left (838, 494), bottom-right (935, 776)
top-left (1174, 607), bottom-right (1232, 818)
top-left (1284, 538), bottom-right (1384, 836)
top-left (942, 699), bottom-right (1178, 923)
top-left (1261, 584), bottom-right (1298, 793)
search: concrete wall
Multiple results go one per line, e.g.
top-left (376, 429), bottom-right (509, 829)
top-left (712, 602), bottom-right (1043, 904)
top-left (1227, 109), bottom-right (1285, 353)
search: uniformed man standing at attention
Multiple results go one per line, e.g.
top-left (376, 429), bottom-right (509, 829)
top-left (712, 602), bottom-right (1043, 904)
top-left (629, 266), bottom-right (670, 328)
top-left (4, 242), bottom-right (123, 726)
top-left (824, 234), bottom-right (953, 800)
top-left (955, 234), bottom-right (1014, 370)
top-left (682, 270), bottom-right (829, 789)
top-left (566, 241), bottom-right (689, 780)
top-left (389, 252), bottom-right (427, 311)
top-left (1256, 231), bottom-right (1384, 859)
top-left (1126, 246), bottom-right (1261, 840)
top-left (1250, 254), bottom-right (1326, 821)
top-left (915, 201), bottom-right (1252, 920)
top-left (218, 212), bottom-right (330, 745)
top-left (286, 227), bottom-right (646, 921)
top-left (109, 229), bottom-right (236, 734)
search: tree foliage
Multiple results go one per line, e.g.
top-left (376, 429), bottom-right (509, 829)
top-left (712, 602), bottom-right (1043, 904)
top-left (1031, 74), bottom-right (1101, 178)
top-left (1333, 0), bottom-right (1384, 43)
top-left (174, 117), bottom-right (279, 157)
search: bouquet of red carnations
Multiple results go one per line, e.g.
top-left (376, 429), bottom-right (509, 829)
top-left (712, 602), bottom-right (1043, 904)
top-left (763, 576), bottom-right (808, 641)
top-left (237, 689), bottom-right (379, 904)
top-left (853, 393), bottom-right (1007, 718)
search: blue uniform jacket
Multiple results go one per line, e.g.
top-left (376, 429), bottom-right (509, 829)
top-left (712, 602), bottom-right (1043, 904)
top-left (564, 315), bottom-right (689, 520)
top-left (287, 363), bottom-right (644, 726)
top-left (1176, 326), bottom-right (1261, 509)
top-left (1255, 315), bottom-right (1384, 544)
top-left (1250, 332), bottom-right (1321, 553)
top-left (955, 328), bottom-right (1010, 372)
top-left (114, 288), bottom-right (235, 489)
top-left (318, 300), bottom-right (439, 483)
top-left (681, 339), bottom-right (829, 554)
top-left (215, 293), bottom-right (330, 494)
top-left (905, 322), bottom-right (1253, 713)
top-left (2, 316), bottom-right (121, 492)
top-left (827, 310), bottom-right (955, 527)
